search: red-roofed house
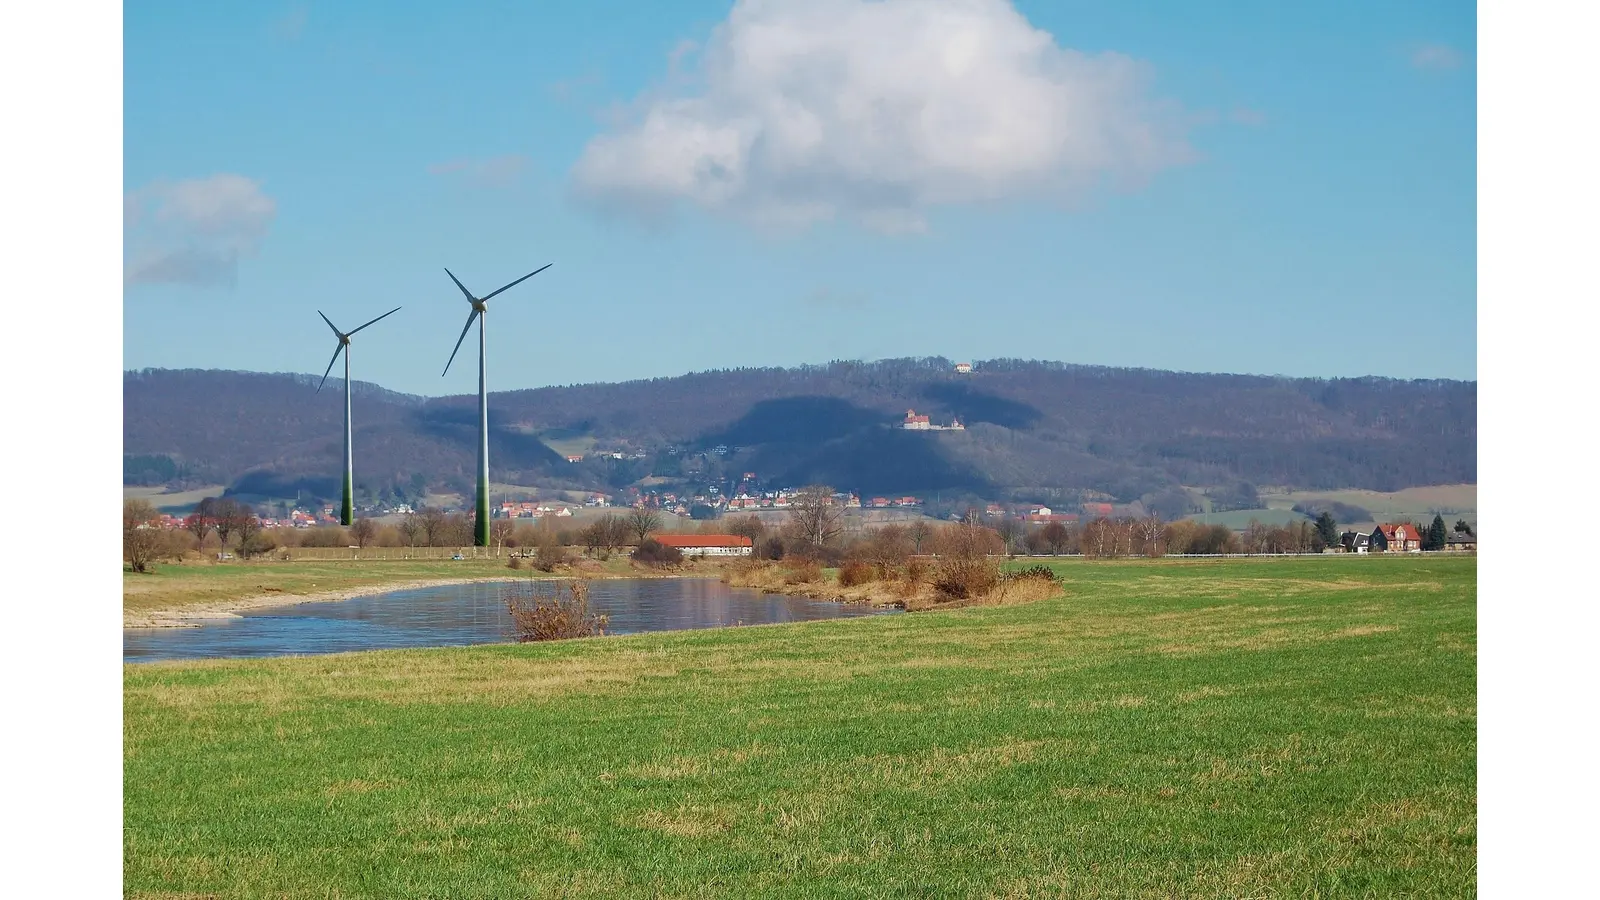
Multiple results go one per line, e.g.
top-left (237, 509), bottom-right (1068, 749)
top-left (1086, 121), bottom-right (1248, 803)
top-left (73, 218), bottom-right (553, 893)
top-left (652, 534), bottom-right (754, 557)
top-left (1370, 523), bottom-right (1423, 552)
top-left (903, 409), bottom-right (931, 430)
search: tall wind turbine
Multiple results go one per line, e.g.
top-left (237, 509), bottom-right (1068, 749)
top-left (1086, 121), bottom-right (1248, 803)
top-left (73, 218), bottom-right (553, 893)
top-left (316, 306), bottom-right (402, 525)
top-left (441, 263), bottom-right (552, 546)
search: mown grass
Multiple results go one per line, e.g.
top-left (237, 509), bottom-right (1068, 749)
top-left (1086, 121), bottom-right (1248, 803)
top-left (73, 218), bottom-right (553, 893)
top-left (124, 556), bottom-right (1475, 898)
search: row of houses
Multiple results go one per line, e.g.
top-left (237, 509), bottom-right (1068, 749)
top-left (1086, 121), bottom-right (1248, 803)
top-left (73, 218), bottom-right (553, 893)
top-left (1340, 523), bottom-right (1478, 553)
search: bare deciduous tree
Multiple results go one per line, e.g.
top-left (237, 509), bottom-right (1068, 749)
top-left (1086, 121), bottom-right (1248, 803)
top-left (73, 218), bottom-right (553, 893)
top-left (212, 497), bottom-right (242, 549)
top-left (995, 517), bottom-right (1026, 557)
top-left (421, 506), bottom-right (450, 547)
top-left (184, 496), bottom-right (217, 547)
top-left (908, 520), bottom-right (932, 554)
top-left (490, 518), bottom-right (514, 555)
top-left (351, 517), bottom-right (377, 549)
top-left (400, 510), bottom-right (427, 547)
top-left (786, 485), bottom-right (843, 558)
top-left (1041, 521), bottom-right (1071, 556)
top-left (124, 499), bottom-right (164, 573)
top-left (1138, 514), bottom-right (1164, 557)
top-left (627, 506), bottom-right (662, 544)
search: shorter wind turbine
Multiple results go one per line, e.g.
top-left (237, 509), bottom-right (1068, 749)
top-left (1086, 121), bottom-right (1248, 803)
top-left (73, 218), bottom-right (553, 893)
top-left (441, 263), bottom-right (552, 546)
top-left (317, 306), bottom-right (402, 525)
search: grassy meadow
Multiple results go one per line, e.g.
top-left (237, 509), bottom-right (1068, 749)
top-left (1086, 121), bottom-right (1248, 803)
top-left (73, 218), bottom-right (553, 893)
top-left (124, 556), bottom-right (1476, 898)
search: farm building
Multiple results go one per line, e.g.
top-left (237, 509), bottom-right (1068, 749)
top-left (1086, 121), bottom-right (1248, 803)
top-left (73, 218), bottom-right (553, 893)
top-left (1370, 523), bottom-right (1423, 552)
top-left (653, 534), bottom-right (754, 557)
top-left (1444, 532), bottom-right (1477, 552)
top-left (1339, 531), bottom-right (1371, 553)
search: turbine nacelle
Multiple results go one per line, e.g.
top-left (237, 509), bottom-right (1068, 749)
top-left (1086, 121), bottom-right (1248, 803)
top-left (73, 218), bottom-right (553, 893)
top-left (316, 306), bottom-right (402, 393)
top-left (441, 263), bottom-right (551, 377)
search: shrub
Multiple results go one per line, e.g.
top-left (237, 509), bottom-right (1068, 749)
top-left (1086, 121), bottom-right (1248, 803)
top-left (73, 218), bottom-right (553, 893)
top-left (239, 530), bottom-right (278, 559)
top-left (632, 538), bottom-right (684, 567)
top-left (533, 537), bottom-right (568, 572)
top-left (507, 554), bottom-right (522, 570)
top-left (931, 556), bottom-right (1000, 599)
top-left (1002, 564), bottom-right (1060, 584)
top-left (503, 579), bottom-right (607, 642)
top-left (838, 560), bottom-right (876, 587)
top-left (782, 558), bottom-right (822, 584)
top-left (929, 522), bottom-right (1002, 600)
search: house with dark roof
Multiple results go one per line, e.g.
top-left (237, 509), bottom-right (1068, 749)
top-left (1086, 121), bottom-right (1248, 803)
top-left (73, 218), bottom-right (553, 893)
top-left (1339, 531), bottom-right (1371, 554)
top-left (1444, 532), bottom-right (1477, 552)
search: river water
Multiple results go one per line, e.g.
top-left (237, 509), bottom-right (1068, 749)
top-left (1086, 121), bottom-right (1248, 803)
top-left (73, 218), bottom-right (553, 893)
top-left (124, 577), bottom-right (895, 663)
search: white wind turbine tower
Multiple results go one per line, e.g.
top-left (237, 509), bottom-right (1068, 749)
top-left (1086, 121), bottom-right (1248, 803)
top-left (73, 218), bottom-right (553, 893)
top-left (440, 263), bottom-right (552, 547)
top-left (316, 306), bottom-right (402, 525)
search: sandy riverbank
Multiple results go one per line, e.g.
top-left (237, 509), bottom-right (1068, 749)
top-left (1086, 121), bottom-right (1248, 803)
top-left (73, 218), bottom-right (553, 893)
top-left (122, 562), bottom-right (738, 629)
top-left (123, 576), bottom-right (533, 629)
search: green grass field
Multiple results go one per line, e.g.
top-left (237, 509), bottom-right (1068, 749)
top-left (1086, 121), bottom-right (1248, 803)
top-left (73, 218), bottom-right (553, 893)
top-left (124, 556), bottom-right (1476, 898)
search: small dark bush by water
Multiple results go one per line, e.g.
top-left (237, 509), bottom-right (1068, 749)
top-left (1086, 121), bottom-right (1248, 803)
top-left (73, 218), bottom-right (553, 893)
top-left (503, 579), bottom-right (607, 642)
top-left (1002, 564), bottom-right (1061, 584)
top-left (632, 539), bottom-right (684, 567)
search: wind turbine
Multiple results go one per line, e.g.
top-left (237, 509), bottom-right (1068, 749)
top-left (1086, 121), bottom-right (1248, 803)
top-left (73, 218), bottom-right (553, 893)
top-left (441, 263), bottom-right (552, 546)
top-left (316, 306), bottom-right (402, 525)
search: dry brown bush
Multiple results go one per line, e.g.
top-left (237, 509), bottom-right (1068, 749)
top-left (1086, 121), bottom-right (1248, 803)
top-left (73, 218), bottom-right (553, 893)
top-left (930, 522), bottom-right (1002, 600)
top-left (782, 558), bottom-right (823, 585)
top-left (504, 579), bottom-right (607, 642)
top-left (838, 560), bottom-right (876, 587)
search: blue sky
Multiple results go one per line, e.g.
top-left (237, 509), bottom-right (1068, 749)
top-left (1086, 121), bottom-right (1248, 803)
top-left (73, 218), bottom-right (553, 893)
top-left (123, 0), bottom-right (1475, 396)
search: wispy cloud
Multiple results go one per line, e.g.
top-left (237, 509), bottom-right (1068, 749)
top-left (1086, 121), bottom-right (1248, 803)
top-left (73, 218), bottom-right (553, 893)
top-left (124, 174), bottom-right (277, 288)
top-left (1229, 107), bottom-right (1267, 126)
top-left (428, 154), bottom-right (531, 188)
top-left (1411, 43), bottom-right (1463, 71)
top-left (571, 0), bottom-right (1193, 234)
top-left (270, 4), bottom-right (308, 41)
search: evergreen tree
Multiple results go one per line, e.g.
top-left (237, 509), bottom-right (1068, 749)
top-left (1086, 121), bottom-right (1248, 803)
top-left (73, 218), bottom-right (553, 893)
top-left (1314, 511), bottom-right (1340, 548)
top-left (1454, 519), bottom-right (1474, 536)
top-left (1427, 514), bottom-right (1448, 551)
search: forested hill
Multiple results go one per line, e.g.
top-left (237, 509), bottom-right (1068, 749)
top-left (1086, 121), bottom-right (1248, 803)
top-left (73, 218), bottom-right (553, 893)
top-left (123, 359), bottom-right (1476, 506)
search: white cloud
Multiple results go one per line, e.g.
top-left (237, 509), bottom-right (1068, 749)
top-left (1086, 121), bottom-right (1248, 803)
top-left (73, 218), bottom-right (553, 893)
top-left (124, 174), bottom-right (276, 287)
top-left (571, 0), bottom-right (1193, 232)
top-left (1412, 43), bottom-right (1463, 71)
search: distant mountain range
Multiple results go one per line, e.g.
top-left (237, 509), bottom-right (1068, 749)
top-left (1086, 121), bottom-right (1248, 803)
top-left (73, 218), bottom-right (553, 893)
top-left (123, 358), bottom-right (1476, 514)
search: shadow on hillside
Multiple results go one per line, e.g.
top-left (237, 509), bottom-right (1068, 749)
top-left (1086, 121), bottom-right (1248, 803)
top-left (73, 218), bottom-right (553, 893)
top-left (702, 396), bottom-right (892, 447)
top-left (919, 383), bottom-right (1042, 430)
top-left (412, 405), bottom-right (567, 470)
top-left (763, 429), bottom-right (992, 497)
top-left (227, 470), bottom-right (341, 502)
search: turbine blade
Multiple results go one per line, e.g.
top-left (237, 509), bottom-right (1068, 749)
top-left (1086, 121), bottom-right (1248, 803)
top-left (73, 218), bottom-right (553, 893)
top-left (316, 343), bottom-right (345, 393)
top-left (317, 310), bottom-right (343, 339)
top-left (441, 309), bottom-right (479, 377)
top-left (348, 305), bottom-right (402, 335)
top-left (482, 263), bottom-right (552, 301)
top-left (444, 268), bottom-right (476, 303)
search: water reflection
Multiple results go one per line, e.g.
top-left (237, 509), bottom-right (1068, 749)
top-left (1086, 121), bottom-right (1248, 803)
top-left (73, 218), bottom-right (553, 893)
top-left (124, 577), bottom-right (895, 663)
